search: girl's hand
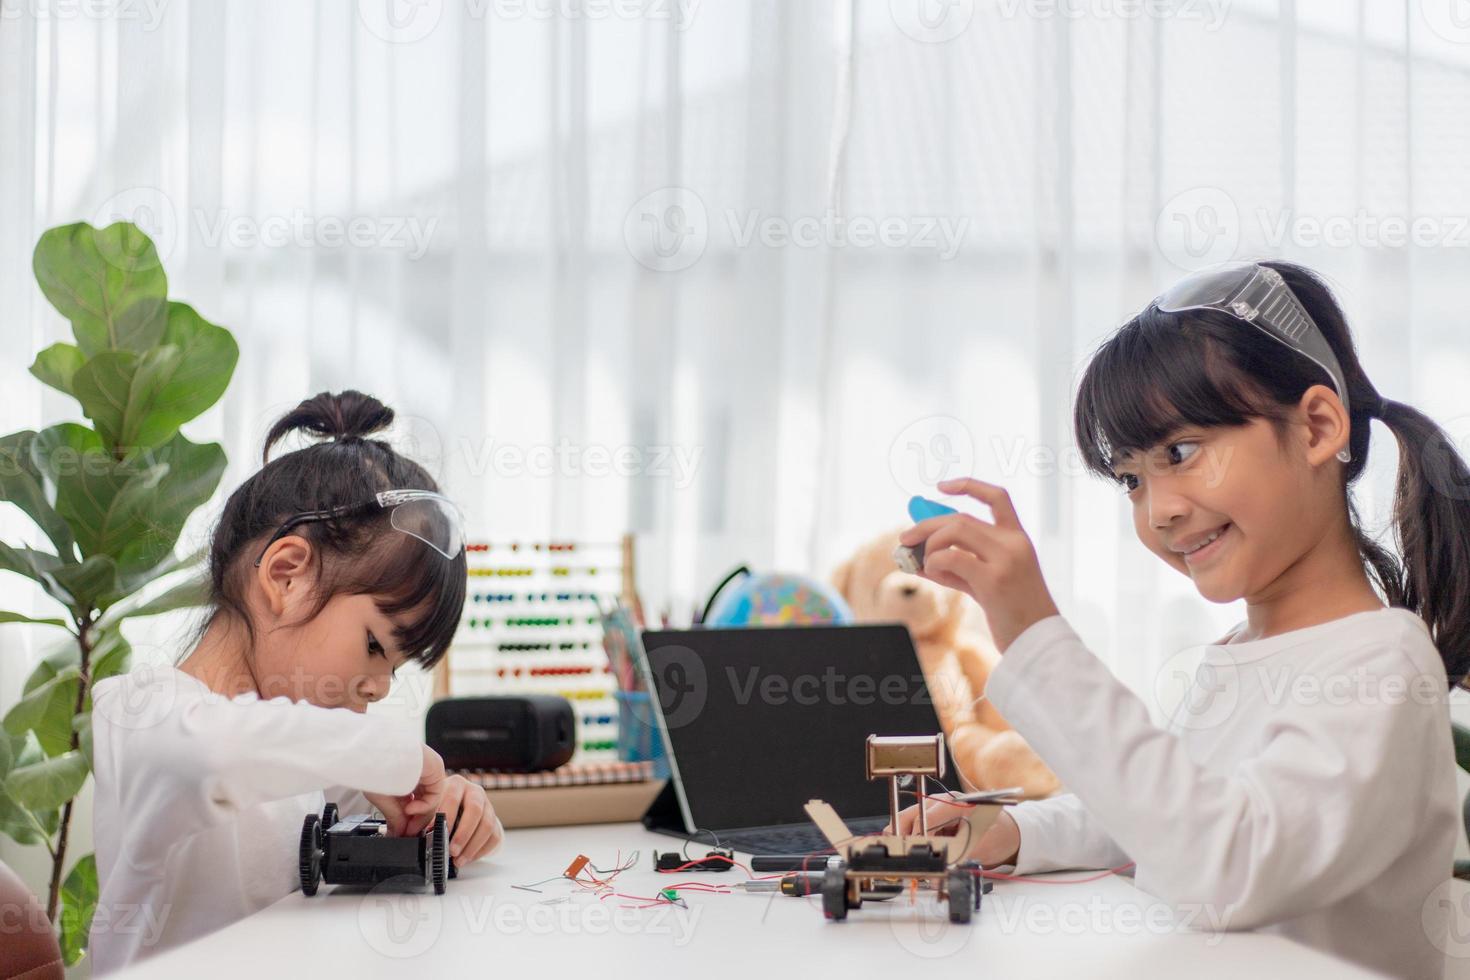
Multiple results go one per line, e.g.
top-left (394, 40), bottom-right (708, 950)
top-left (437, 775), bottom-right (505, 865)
top-left (885, 794), bottom-right (1022, 866)
top-left (898, 477), bottom-right (1061, 652)
top-left (364, 745), bottom-right (449, 837)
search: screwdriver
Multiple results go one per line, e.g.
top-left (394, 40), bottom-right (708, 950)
top-left (736, 873), bottom-right (823, 896)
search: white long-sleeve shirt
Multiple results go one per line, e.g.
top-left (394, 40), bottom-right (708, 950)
top-left (988, 606), bottom-right (1458, 980)
top-left (88, 666), bottom-right (423, 975)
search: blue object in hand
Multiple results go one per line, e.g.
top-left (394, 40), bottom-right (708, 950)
top-left (894, 496), bottom-right (958, 573)
top-left (907, 496), bottom-right (958, 523)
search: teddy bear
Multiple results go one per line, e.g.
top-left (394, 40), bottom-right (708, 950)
top-left (830, 528), bottom-right (1062, 799)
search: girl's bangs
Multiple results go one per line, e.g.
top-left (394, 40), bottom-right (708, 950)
top-left (1074, 307), bottom-right (1281, 482)
top-left (338, 529), bottom-right (467, 669)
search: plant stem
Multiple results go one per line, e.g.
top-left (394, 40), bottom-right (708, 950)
top-left (46, 615), bottom-right (93, 923)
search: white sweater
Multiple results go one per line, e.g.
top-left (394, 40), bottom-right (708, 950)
top-left (88, 666), bottom-right (423, 975)
top-left (989, 607), bottom-right (1458, 980)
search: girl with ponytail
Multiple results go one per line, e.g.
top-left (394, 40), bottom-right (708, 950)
top-left (88, 391), bottom-right (501, 975)
top-left (892, 262), bottom-right (1463, 978)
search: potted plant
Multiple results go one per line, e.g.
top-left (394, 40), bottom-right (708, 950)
top-left (0, 221), bottom-right (237, 964)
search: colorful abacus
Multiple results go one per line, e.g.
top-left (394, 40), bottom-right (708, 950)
top-left (435, 535), bottom-right (639, 763)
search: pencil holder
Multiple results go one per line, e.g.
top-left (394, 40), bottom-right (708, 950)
top-left (615, 690), bottom-right (669, 779)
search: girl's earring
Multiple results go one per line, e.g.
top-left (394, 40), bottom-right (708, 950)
top-left (1336, 448), bottom-right (1351, 464)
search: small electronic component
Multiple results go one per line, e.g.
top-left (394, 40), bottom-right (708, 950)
top-left (893, 496), bottom-right (958, 573)
top-left (564, 854), bottom-right (592, 878)
top-left (654, 849), bottom-right (734, 872)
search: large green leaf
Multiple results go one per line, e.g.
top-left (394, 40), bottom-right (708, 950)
top-left (0, 734), bottom-right (58, 847)
top-left (29, 342), bottom-right (86, 397)
top-left (5, 750), bottom-right (88, 812)
top-left (107, 542), bottom-right (205, 606)
top-left (71, 347), bottom-right (181, 453)
top-left (88, 628), bottom-right (132, 691)
top-left (4, 665), bottom-right (81, 757)
top-left (0, 787), bottom-right (49, 847)
top-left (69, 303), bottom-right (238, 455)
top-left (58, 853), bottom-right (97, 966)
top-left (0, 611), bottom-right (68, 628)
top-left (37, 426), bottom-right (224, 582)
top-left (0, 430), bottom-right (77, 557)
top-left (33, 222), bottom-right (168, 356)
top-left (73, 713), bottom-right (93, 769)
top-left (49, 556), bottom-right (119, 614)
top-left (0, 729), bottom-right (16, 778)
top-left (1453, 722), bottom-right (1470, 774)
top-left (34, 424), bottom-right (163, 567)
top-left (101, 574), bottom-right (207, 626)
top-left (118, 436), bottom-right (226, 580)
top-left (0, 543), bottom-right (73, 607)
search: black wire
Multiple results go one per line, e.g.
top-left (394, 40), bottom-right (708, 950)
top-left (682, 827), bottom-right (725, 861)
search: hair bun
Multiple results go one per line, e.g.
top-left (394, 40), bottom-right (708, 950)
top-left (262, 390), bottom-right (395, 463)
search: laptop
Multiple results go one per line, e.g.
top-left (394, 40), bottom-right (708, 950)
top-left (636, 624), bottom-right (954, 856)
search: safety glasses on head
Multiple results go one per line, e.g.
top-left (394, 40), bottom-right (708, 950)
top-left (1153, 262), bottom-right (1354, 463)
top-left (252, 489), bottom-right (466, 567)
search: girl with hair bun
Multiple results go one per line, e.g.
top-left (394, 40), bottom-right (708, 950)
top-left (89, 390), bottom-right (500, 974)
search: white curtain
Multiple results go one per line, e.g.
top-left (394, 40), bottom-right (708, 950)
top-left (6, 0), bottom-right (1470, 884)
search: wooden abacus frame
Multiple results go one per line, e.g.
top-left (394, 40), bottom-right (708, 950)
top-left (432, 533), bottom-right (640, 702)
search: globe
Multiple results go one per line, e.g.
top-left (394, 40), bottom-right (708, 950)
top-left (704, 571), bottom-right (853, 627)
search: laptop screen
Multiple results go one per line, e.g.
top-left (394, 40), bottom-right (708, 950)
top-left (639, 624), bottom-right (952, 833)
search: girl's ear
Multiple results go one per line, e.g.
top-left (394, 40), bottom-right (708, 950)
top-left (256, 536), bottom-right (315, 617)
top-left (1299, 383), bottom-right (1351, 465)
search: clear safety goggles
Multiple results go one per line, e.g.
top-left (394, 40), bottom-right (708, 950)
top-left (1153, 262), bottom-right (1353, 463)
top-left (253, 489), bottom-right (466, 567)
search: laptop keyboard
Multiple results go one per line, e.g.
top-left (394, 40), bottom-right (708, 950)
top-left (719, 816), bottom-right (889, 856)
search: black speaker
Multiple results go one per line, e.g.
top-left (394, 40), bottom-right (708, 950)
top-left (425, 696), bottom-right (576, 772)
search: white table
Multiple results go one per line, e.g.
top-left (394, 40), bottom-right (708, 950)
top-left (114, 822), bottom-right (1380, 978)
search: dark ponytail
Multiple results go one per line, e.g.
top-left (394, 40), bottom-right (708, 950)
top-left (1369, 397), bottom-right (1470, 688)
top-left (204, 390), bottom-right (466, 668)
top-left (1073, 262), bottom-right (1470, 689)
